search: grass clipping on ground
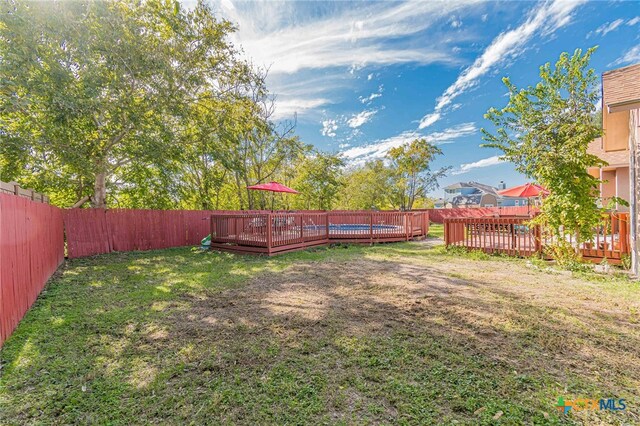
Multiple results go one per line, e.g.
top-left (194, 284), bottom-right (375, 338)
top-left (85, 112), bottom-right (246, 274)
top-left (1, 243), bottom-right (638, 425)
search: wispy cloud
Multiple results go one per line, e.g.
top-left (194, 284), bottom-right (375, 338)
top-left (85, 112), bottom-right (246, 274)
top-left (347, 110), bottom-right (378, 128)
top-left (418, 0), bottom-right (584, 129)
top-left (594, 18), bottom-right (624, 36)
top-left (215, 0), bottom-right (480, 121)
top-left (273, 97), bottom-right (331, 120)
top-left (611, 46), bottom-right (640, 67)
top-left (587, 16), bottom-right (640, 38)
top-left (342, 122), bottom-right (477, 163)
top-left (220, 0), bottom-right (477, 75)
top-left (452, 155), bottom-right (504, 175)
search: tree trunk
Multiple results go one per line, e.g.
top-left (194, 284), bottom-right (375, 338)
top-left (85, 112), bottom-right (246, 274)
top-left (91, 171), bottom-right (107, 209)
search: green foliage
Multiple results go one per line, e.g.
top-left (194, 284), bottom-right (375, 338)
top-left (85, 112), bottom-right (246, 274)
top-left (337, 160), bottom-right (395, 210)
top-left (482, 48), bottom-right (605, 243)
top-left (543, 240), bottom-right (585, 270)
top-left (290, 152), bottom-right (345, 210)
top-left (387, 138), bottom-right (448, 210)
top-left (0, 0), bottom-right (289, 209)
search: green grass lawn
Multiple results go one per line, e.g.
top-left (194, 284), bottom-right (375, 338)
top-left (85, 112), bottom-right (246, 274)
top-left (1, 243), bottom-right (638, 425)
top-left (428, 223), bottom-right (444, 239)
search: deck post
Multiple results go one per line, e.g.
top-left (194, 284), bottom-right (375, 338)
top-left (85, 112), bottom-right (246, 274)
top-left (267, 213), bottom-right (273, 255)
top-left (326, 213), bottom-right (330, 242)
top-left (370, 212), bottom-right (373, 245)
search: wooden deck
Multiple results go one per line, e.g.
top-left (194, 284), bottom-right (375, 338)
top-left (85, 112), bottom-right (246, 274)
top-left (210, 211), bottom-right (429, 255)
top-left (444, 212), bottom-right (630, 264)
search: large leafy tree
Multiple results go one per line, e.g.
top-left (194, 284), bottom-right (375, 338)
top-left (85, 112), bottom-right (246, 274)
top-left (337, 160), bottom-right (394, 210)
top-left (0, 0), bottom-right (255, 208)
top-left (387, 139), bottom-right (448, 210)
top-left (290, 152), bottom-right (344, 210)
top-left (482, 47), bottom-right (607, 244)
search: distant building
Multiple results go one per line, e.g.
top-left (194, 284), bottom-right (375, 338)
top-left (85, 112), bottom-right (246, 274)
top-left (440, 181), bottom-right (531, 208)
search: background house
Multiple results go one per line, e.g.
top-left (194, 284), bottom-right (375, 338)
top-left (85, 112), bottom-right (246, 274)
top-left (440, 181), bottom-right (531, 208)
top-left (589, 62), bottom-right (640, 274)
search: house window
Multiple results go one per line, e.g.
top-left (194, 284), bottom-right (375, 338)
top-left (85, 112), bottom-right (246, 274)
top-left (515, 200), bottom-right (519, 206)
top-left (484, 204), bottom-right (494, 207)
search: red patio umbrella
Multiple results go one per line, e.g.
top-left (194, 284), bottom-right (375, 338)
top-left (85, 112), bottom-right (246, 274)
top-left (498, 183), bottom-right (548, 213)
top-left (247, 181), bottom-right (300, 194)
top-left (247, 181), bottom-right (299, 210)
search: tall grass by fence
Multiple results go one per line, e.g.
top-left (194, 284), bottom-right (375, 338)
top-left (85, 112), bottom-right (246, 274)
top-left (0, 193), bottom-right (64, 347)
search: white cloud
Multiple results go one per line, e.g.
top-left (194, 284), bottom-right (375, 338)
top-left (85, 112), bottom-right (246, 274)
top-left (450, 17), bottom-right (462, 28)
top-left (628, 16), bottom-right (640, 26)
top-left (219, 0), bottom-right (476, 75)
top-left (418, 0), bottom-right (584, 129)
top-left (360, 93), bottom-right (382, 104)
top-left (359, 84), bottom-right (384, 104)
top-left (273, 97), bottom-right (331, 120)
top-left (342, 122), bottom-right (476, 163)
top-left (611, 46), bottom-right (640, 67)
top-left (321, 119), bottom-right (339, 138)
top-left (367, 73), bottom-right (374, 81)
top-left (594, 18), bottom-right (624, 36)
top-left (588, 16), bottom-right (638, 38)
top-left (452, 155), bottom-right (504, 175)
top-left (418, 112), bottom-right (441, 128)
top-left (347, 110), bottom-right (378, 128)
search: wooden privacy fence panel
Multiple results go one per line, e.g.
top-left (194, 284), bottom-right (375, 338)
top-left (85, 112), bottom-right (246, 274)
top-left (64, 209), bottom-right (270, 258)
top-left (0, 180), bottom-right (50, 203)
top-left (0, 193), bottom-right (64, 347)
top-left (63, 208), bottom-right (111, 258)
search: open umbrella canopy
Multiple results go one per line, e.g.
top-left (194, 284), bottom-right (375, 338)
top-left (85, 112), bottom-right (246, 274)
top-left (498, 183), bottom-right (548, 198)
top-left (246, 181), bottom-right (300, 194)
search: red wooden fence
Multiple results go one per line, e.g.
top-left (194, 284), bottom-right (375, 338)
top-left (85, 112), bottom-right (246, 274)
top-left (0, 193), bottom-right (64, 347)
top-left (63, 209), bottom-right (271, 258)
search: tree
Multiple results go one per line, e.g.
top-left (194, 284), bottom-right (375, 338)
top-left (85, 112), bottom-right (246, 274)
top-left (0, 0), bottom-right (255, 208)
top-left (337, 160), bottom-right (394, 210)
top-left (291, 152), bottom-right (344, 210)
top-left (482, 47), bottom-right (610, 246)
top-left (386, 139), bottom-right (448, 210)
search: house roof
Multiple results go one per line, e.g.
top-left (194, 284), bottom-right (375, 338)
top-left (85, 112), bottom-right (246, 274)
top-left (444, 181), bottom-right (499, 195)
top-left (587, 137), bottom-right (629, 167)
top-left (452, 194), bottom-right (482, 206)
top-left (603, 63), bottom-right (640, 113)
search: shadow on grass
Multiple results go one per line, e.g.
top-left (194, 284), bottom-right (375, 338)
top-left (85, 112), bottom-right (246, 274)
top-left (1, 245), bottom-right (638, 425)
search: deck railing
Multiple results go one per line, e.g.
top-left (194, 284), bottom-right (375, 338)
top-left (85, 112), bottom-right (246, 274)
top-left (444, 212), bottom-right (630, 263)
top-left (210, 210), bottom-right (429, 255)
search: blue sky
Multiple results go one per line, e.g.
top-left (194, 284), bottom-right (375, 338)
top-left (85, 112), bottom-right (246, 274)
top-left (211, 0), bottom-right (640, 196)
